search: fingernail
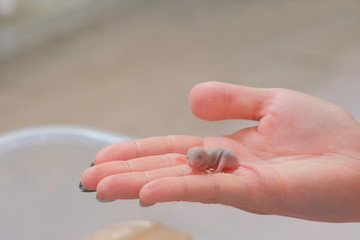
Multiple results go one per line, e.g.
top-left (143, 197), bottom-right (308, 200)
top-left (139, 200), bottom-right (155, 207)
top-left (79, 162), bottom-right (95, 192)
top-left (79, 182), bottom-right (96, 192)
top-left (96, 195), bottom-right (114, 203)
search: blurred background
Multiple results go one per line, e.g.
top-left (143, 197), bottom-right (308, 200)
top-left (1, 1), bottom-right (360, 240)
top-left (1, 0), bottom-right (360, 138)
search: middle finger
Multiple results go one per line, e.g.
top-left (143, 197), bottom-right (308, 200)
top-left (80, 153), bottom-right (187, 191)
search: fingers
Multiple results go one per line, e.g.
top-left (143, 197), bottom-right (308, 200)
top-left (96, 164), bottom-right (196, 200)
top-left (96, 168), bottom-right (268, 215)
top-left (139, 173), bottom-right (261, 209)
top-left (81, 154), bottom-right (187, 191)
top-left (189, 81), bottom-right (274, 121)
top-left (94, 135), bottom-right (203, 164)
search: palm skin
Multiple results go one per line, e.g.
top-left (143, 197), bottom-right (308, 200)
top-left (80, 81), bottom-right (360, 222)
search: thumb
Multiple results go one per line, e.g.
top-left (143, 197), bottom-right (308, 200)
top-left (189, 81), bottom-right (273, 121)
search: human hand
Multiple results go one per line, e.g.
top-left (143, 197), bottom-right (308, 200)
top-left (80, 81), bottom-right (360, 222)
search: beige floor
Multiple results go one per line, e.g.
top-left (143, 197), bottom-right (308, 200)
top-left (1, 0), bottom-right (360, 139)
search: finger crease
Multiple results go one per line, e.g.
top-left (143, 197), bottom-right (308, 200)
top-left (209, 175), bottom-right (221, 203)
top-left (143, 171), bottom-right (151, 183)
top-left (132, 140), bottom-right (141, 158)
top-left (180, 176), bottom-right (189, 200)
top-left (124, 161), bottom-right (134, 172)
top-left (163, 135), bottom-right (175, 153)
top-left (224, 85), bottom-right (232, 119)
top-left (161, 154), bottom-right (173, 168)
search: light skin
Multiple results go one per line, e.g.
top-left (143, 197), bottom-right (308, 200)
top-left (80, 81), bottom-right (360, 222)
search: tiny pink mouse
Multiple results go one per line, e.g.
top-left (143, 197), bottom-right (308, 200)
top-left (186, 146), bottom-right (240, 173)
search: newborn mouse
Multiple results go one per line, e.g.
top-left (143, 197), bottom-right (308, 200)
top-left (186, 147), bottom-right (240, 173)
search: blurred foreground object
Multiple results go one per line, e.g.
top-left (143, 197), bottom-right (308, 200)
top-left (80, 221), bottom-right (191, 240)
top-left (0, 125), bottom-right (134, 239)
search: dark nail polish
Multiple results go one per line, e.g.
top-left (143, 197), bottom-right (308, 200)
top-left (96, 195), bottom-right (114, 203)
top-left (79, 162), bottom-right (95, 192)
top-left (79, 182), bottom-right (95, 192)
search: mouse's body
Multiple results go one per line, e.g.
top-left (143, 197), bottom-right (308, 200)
top-left (186, 147), bottom-right (240, 173)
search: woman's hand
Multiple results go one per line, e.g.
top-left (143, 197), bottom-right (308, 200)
top-left (80, 81), bottom-right (360, 222)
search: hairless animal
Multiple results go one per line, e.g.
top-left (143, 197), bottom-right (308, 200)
top-left (186, 147), bottom-right (241, 173)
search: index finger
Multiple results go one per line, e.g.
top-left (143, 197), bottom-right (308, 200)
top-left (94, 135), bottom-right (204, 164)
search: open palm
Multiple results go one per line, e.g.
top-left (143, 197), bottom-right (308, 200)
top-left (80, 82), bottom-right (360, 222)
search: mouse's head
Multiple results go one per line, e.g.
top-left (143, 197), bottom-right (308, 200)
top-left (186, 147), bottom-right (210, 170)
